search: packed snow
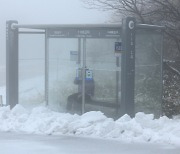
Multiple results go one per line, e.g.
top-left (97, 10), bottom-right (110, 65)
top-left (0, 132), bottom-right (179, 154)
top-left (0, 104), bottom-right (180, 146)
top-left (0, 76), bottom-right (180, 146)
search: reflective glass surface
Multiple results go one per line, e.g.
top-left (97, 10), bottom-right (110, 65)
top-left (48, 38), bottom-right (121, 117)
top-left (47, 27), bottom-right (163, 118)
top-left (48, 38), bottom-right (79, 112)
top-left (85, 39), bottom-right (121, 118)
top-left (135, 29), bottom-right (163, 116)
top-left (19, 34), bottom-right (45, 108)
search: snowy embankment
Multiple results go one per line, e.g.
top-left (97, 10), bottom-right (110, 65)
top-left (0, 104), bottom-right (180, 146)
top-left (0, 76), bottom-right (180, 146)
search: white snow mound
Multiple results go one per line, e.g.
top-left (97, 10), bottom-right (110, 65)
top-left (0, 105), bottom-right (180, 146)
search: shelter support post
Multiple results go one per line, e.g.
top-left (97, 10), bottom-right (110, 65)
top-left (120, 17), bottom-right (136, 117)
top-left (45, 30), bottom-right (49, 106)
top-left (6, 21), bottom-right (19, 109)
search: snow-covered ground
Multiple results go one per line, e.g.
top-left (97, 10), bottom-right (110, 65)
top-left (0, 132), bottom-right (179, 154)
top-left (0, 104), bottom-right (180, 146)
top-left (0, 77), bottom-right (180, 147)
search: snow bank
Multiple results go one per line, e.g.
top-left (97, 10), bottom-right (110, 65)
top-left (0, 104), bottom-right (180, 146)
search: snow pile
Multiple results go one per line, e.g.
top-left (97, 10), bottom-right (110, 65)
top-left (0, 105), bottom-right (180, 145)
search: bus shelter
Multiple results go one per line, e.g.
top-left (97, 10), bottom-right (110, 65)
top-left (6, 17), bottom-right (164, 118)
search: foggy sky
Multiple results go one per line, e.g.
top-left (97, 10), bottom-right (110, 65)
top-left (0, 0), bottom-right (110, 66)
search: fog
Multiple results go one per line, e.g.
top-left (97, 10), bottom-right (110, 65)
top-left (0, 0), bottom-right (110, 85)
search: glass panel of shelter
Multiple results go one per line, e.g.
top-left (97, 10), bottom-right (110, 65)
top-left (135, 29), bottom-right (163, 117)
top-left (48, 38), bottom-right (79, 112)
top-left (19, 34), bottom-right (45, 109)
top-left (85, 38), bottom-right (121, 118)
top-left (48, 37), bottom-right (121, 118)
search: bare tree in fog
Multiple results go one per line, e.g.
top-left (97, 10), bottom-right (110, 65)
top-left (83, 0), bottom-right (180, 117)
top-left (83, 0), bottom-right (180, 56)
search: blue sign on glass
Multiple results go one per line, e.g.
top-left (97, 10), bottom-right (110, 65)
top-left (115, 42), bottom-right (122, 52)
top-left (114, 42), bottom-right (122, 57)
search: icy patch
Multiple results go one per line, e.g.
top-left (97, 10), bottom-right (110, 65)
top-left (0, 105), bottom-right (180, 146)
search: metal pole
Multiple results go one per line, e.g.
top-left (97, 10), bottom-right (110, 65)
top-left (120, 17), bottom-right (136, 117)
top-left (6, 21), bottom-right (19, 109)
top-left (82, 38), bottom-right (86, 114)
top-left (160, 30), bottom-right (164, 116)
top-left (78, 38), bottom-right (81, 65)
top-left (115, 38), bottom-right (121, 117)
top-left (77, 38), bottom-right (82, 94)
top-left (11, 24), bottom-right (123, 29)
top-left (45, 29), bottom-right (49, 106)
top-left (116, 57), bottom-right (120, 116)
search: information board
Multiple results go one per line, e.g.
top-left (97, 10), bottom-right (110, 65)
top-left (47, 28), bottom-right (121, 38)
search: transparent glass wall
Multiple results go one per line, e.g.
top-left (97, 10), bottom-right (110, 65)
top-left (19, 34), bottom-right (45, 108)
top-left (47, 27), bottom-right (163, 118)
top-left (48, 38), bottom-right (79, 112)
top-left (135, 29), bottom-right (163, 116)
top-left (48, 38), bottom-right (121, 117)
top-left (85, 39), bottom-right (121, 118)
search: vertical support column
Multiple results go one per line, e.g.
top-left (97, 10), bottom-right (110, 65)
top-left (82, 38), bottom-right (86, 114)
top-left (6, 21), bottom-right (19, 109)
top-left (115, 38), bottom-right (121, 118)
top-left (78, 38), bottom-right (81, 65)
top-left (160, 30), bottom-right (164, 116)
top-left (116, 57), bottom-right (120, 116)
top-left (120, 17), bottom-right (136, 117)
top-left (45, 29), bottom-right (49, 106)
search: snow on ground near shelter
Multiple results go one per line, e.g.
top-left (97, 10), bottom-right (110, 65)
top-left (0, 104), bottom-right (180, 146)
top-left (0, 77), bottom-right (180, 146)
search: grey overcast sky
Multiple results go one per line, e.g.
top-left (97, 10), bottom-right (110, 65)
top-left (0, 0), bottom-right (110, 65)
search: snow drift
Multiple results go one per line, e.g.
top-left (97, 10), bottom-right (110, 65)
top-left (0, 104), bottom-right (180, 146)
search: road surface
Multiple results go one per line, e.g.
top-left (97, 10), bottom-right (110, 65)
top-left (0, 132), bottom-right (179, 154)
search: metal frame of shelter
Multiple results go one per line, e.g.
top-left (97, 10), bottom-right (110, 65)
top-left (6, 17), bottom-right (164, 117)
